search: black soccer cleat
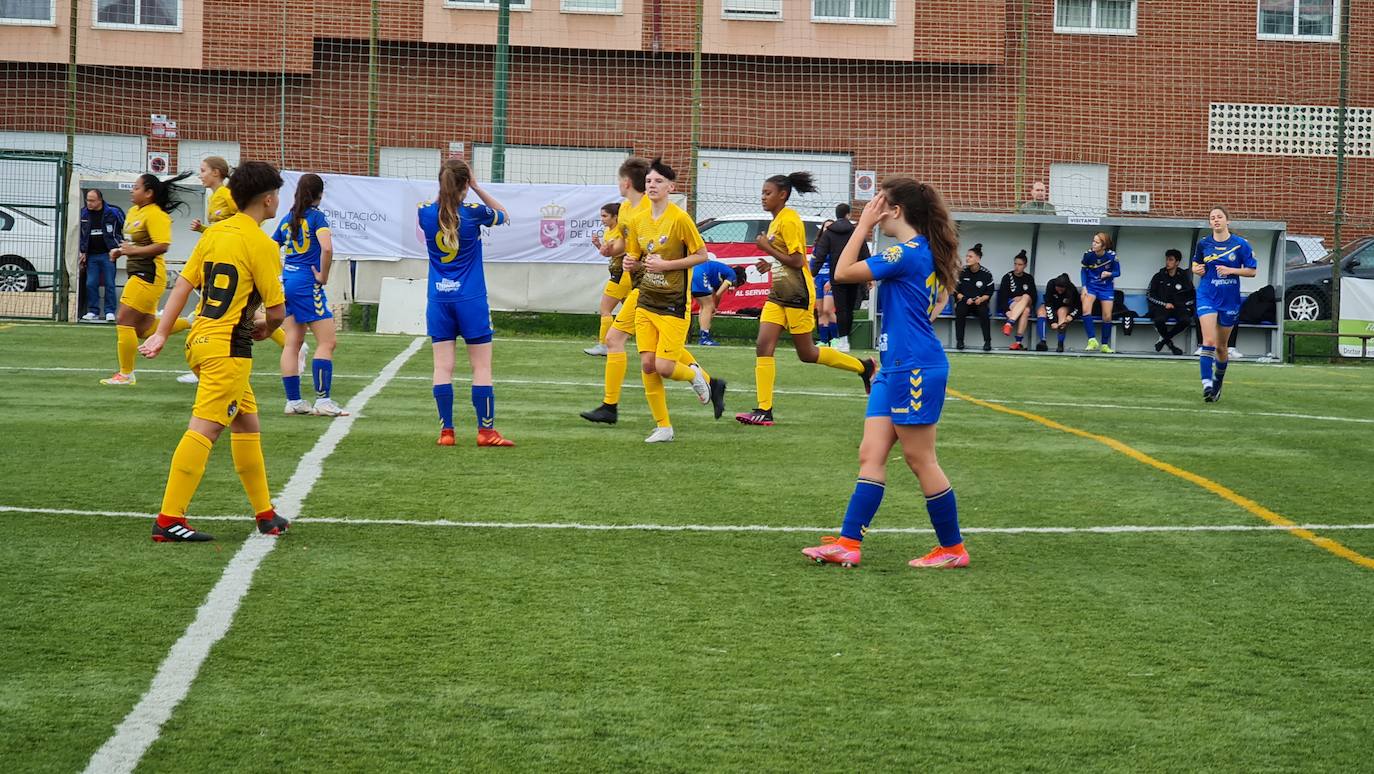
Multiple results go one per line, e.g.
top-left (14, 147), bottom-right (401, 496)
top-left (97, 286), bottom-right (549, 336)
top-left (256, 512), bottom-right (291, 536)
top-left (1055, 342), bottom-right (1065, 353)
top-left (1210, 378), bottom-right (1225, 403)
top-left (152, 519), bottom-right (214, 543)
top-left (860, 357), bottom-right (877, 395)
top-left (1035, 340), bottom-right (1048, 352)
top-left (580, 402), bottom-right (619, 425)
top-left (709, 377), bottom-right (728, 420)
top-left (1203, 385), bottom-right (1216, 403)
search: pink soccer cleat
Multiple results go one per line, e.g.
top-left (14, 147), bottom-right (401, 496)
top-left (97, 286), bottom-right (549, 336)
top-left (909, 543), bottom-right (970, 569)
top-left (802, 536), bottom-right (861, 567)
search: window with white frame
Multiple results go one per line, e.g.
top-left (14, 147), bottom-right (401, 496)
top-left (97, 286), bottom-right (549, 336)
top-left (94, 0), bottom-right (180, 29)
top-left (445, 0), bottom-right (532, 9)
top-left (1258, 0), bottom-right (1338, 41)
top-left (724, 0), bottom-right (782, 20)
top-left (812, 0), bottom-right (893, 24)
top-left (562, 0), bottom-right (620, 12)
top-left (0, 0), bottom-right (54, 25)
top-left (1054, 0), bottom-right (1136, 35)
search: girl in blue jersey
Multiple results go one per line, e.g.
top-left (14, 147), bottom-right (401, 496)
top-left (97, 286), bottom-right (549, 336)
top-left (802, 178), bottom-right (969, 570)
top-left (271, 174), bottom-right (345, 417)
top-left (1191, 206), bottom-right (1257, 402)
top-left (418, 159), bottom-right (515, 447)
top-left (1079, 232), bottom-right (1121, 353)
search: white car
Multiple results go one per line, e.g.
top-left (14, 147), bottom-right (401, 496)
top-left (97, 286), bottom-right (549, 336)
top-left (1285, 235), bottom-right (1327, 268)
top-left (0, 205), bottom-right (57, 293)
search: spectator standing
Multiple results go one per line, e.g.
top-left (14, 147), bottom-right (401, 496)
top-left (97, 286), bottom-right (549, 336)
top-left (1147, 249), bottom-right (1194, 355)
top-left (997, 249), bottom-right (1037, 350)
top-left (1018, 181), bottom-right (1057, 215)
top-left (810, 203), bottom-right (869, 352)
top-left (954, 243), bottom-right (994, 351)
top-left (79, 189), bottom-right (124, 322)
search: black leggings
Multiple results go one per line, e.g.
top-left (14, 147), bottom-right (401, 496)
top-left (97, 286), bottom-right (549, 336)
top-left (833, 282), bottom-right (863, 338)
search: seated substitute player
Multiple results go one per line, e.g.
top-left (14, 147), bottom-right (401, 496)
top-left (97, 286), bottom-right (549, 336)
top-left (272, 173), bottom-right (346, 417)
top-left (584, 202), bottom-right (629, 357)
top-left (953, 243), bottom-right (994, 351)
top-left (998, 249), bottom-right (1037, 350)
top-left (691, 258), bottom-right (736, 346)
top-left (1035, 272), bottom-right (1080, 352)
top-left (1147, 248), bottom-right (1195, 356)
top-left (624, 157), bottom-right (727, 443)
top-left (1080, 232), bottom-right (1121, 353)
top-left (737, 172), bottom-right (873, 427)
top-left (1192, 206), bottom-right (1257, 402)
top-left (802, 178), bottom-right (967, 569)
top-left (419, 159), bottom-right (516, 447)
top-left (137, 160), bottom-right (291, 542)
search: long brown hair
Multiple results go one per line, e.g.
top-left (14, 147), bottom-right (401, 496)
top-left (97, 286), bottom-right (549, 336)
top-left (289, 173), bottom-right (323, 242)
top-left (882, 177), bottom-right (959, 291)
top-left (438, 159), bottom-right (472, 248)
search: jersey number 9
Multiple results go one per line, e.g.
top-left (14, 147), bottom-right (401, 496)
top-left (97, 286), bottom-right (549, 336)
top-left (199, 263), bottom-right (240, 320)
top-left (437, 231), bottom-right (459, 264)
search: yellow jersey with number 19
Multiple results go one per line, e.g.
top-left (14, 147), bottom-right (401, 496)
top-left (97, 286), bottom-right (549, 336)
top-left (180, 213), bottom-right (286, 359)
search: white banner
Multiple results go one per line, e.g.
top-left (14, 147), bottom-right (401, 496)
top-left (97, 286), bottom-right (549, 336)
top-left (1338, 277), bottom-right (1374, 358)
top-left (267, 171), bottom-right (618, 263)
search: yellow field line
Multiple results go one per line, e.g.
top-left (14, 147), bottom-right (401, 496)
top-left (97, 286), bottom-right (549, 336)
top-left (949, 388), bottom-right (1374, 571)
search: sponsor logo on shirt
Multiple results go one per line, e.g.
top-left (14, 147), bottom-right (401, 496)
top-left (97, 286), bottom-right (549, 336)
top-left (435, 278), bottom-right (462, 293)
top-left (882, 246), bottom-right (902, 263)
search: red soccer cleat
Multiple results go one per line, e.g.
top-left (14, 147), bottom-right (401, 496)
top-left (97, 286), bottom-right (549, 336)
top-left (909, 543), bottom-right (970, 569)
top-left (1009, 342), bottom-right (1025, 351)
top-left (437, 428), bottom-right (456, 446)
top-left (802, 536), bottom-right (862, 567)
top-left (477, 428), bottom-right (515, 447)
top-left (1002, 322), bottom-right (1013, 336)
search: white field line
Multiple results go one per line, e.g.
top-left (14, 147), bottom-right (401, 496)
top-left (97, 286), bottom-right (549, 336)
top-left (6, 506), bottom-right (1373, 536)
top-left (80, 337), bottom-right (423, 774)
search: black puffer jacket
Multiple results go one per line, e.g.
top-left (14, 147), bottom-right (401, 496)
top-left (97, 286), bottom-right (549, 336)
top-left (810, 218), bottom-right (870, 281)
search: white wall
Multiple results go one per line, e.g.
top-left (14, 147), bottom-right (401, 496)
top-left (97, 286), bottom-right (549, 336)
top-left (696, 148), bottom-right (851, 220)
top-left (471, 145), bottom-right (627, 185)
top-left (177, 140), bottom-right (241, 173)
top-left (0, 131), bottom-right (146, 175)
top-left (380, 146), bottom-right (442, 180)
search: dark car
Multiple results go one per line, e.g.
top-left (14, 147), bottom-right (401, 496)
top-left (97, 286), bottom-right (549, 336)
top-left (1283, 236), bottom-right (1374, 320)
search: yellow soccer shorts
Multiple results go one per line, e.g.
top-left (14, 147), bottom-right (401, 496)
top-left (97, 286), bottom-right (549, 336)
top-left (761, 300), bottom-right (817, 335)
top-left (120, 265), bottom-right (168, 316)
top-left (186, 344), bottom-right (257, 425)
top-left (612, 288), bottom-right (640, 335)
top-left (635, 307), bottom-right (690, 362)
top-left (604, 271), bottom-right (633, 302)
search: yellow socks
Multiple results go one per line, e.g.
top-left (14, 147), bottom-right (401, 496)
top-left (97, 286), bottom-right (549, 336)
top-left (604, 351), bottom-right (627, 405)
top-left (643, 371), bottom-right (670, 427)
top-left (756, 356), bottom-right (776, 411)
top-left (668, 361), bottom-right (696, 382)
top-left (169, 316), bottom-right (191, 334)
top-left (270, 328), bottom-right (287, 347)
top-left (116, 325), bottom-right (138, 374)
top-left (231, 432), bottom-right (274, 515)
top-left (677, 349), bottom-right (709, 381)
top-left (598, 315), bottom-right (613, 344)
top-left (817, 347), bottom-right (864, 374)
top-left (159, 430), bottom-right (213, 517)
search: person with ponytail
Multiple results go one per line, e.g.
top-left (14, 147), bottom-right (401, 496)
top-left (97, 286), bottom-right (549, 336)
top-left (417, 159), bottom-right (515, 447)
top-left (1191, 206), bottom-right (1256, 402)
top-left (1079, 231), bottom-right (1121, 354)
top-left (271, 173), bottom-right (345, 417)
top-left (802, 177), bottom-right (969, 570)
top-left (953, 243), bottom-right (994, 351)
top-left (736, 172), bottom-right (874, 427)
top-left (100, 171), bottom-right (196, 386)
top-left (584, 201), bottom-right (631, 356)
top-left (998, 249), bottom-right (1037, 350)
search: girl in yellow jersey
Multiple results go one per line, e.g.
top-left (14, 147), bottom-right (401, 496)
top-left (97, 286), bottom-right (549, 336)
top-left (621, 157), bottom-right (727, 443)
top-left (100, 172), bottom-right (195, 386)
top-left (736, 172), bottom-right (874, 426)
top-left (583, 202), bottom-right (632, 356)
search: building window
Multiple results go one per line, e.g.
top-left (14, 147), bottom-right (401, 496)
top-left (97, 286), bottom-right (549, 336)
top-left (444, 0), bottom-right (532, 9)
top-left (724, 0), bottom-right (782, 20)
top-left (562, 0), bottom-right (620, 12)
top-left (1258, 0), bottom-right (1338, 41)
top-left (1208, 103), bottom-right (1374, 158)
top-left (0, 0), bottom-right (54, 25)
top-left (94, 0), bottom-right (180, 30)
top-left (812, 0), bottom-right (893, 24)
top-left (1054, 0), bottom-right (1136, 35)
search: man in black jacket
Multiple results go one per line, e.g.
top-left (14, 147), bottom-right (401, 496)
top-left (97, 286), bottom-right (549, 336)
top-left (954, 244), bottom-right (995, 351)
top-left (78, 189), bottom-right (125, 322)
top-left (1146, 249), bottom-right (1194, 355)
top-left (810, 203), bottom-right (869, 352)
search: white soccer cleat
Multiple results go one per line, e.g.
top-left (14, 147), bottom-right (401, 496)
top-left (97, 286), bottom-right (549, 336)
top-left (689, 364), bottom-right (710, 404)
top-left (833, 336), bottom-right (850, 353)
top-left (81, 312), bottom-right (97, 321)
top-left (1228, 347), bottom-right (1243, 359)
top-left (313, 397), bottom-right (349, 417)
top-left (644, 426), bottom-right (675, 443)
top-left (105, 312), bottom-right (115, 322)
top-left (1194, 346), bottom-right (1204, 356)
top-left (284, 399), bottom-right (314, 415)
top-left (298, 340), bottom-right (310, 375)
top-left (583, 342), bottom-right (609, 356)
top-left (176, 372), bottom-right (199, 384)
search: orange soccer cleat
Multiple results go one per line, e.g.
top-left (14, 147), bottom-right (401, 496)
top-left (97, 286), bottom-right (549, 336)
top-left (801, 536), bottom-right (862, 567)
top-left (909, 543), bottom-right (970, 569)
top-left (477, 428), bottom-right (515, 447)
top-left (437, 428), bottom-right (456, 446)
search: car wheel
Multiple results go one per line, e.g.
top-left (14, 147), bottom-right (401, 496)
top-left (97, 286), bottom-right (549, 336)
top-left (0, 255), bottom-right (37, 293)
top-left (1285, 288), bottom-right (1327, 321)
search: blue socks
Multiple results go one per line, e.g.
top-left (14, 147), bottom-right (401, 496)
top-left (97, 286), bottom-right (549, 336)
top-left (282, 375), bottom-right (302, 402)
top-left (1083, 314), bottom-right (1097, 339)
top-left (1015, 335), bottom-right (1023, 344)
top-left (1100, 324), bottom-right (1111, 346)
top-left (433, 384), bottom-right (454, 429)
top-left (839, 478), bottom-right (885, 542)
top-left (1200, 345), bottom-right (1216, 385)
top-left (1036, 316), bottom-right (1046, 338)
top-left (472, 385), bottom-right (495, 429)
top-left (1057, 331), bottom-right (1067, 345)
top-left (926, 487), bottom-right (962, 547)
top-left (1216, 359), bottom-right (1228, 382)
top-left (312, 358), bottom-right (333, 398)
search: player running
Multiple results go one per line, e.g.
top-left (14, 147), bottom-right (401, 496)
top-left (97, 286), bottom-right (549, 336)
top-left (584, 202), bottom-right (631, 356)
top-left (1079, 232), bottom-right (1120, 353)
top-left (137, 161), bottom-right (292, 542)
top-left (802, 178), bottom-right (967, 569)
top-left (272, 173), bottom-right (346, 417)
top-left (418, 159), bottom-right (516, 447)
top-left (737, 172), bottom-right (873, 427)
top-left (1192, 206), bottom-right (1257, 402)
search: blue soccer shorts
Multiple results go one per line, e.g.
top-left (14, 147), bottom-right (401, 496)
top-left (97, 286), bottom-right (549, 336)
top-left (866, 365), bottom-right (948, 426)
top-left (427, 298), bottom-right (494, 345)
